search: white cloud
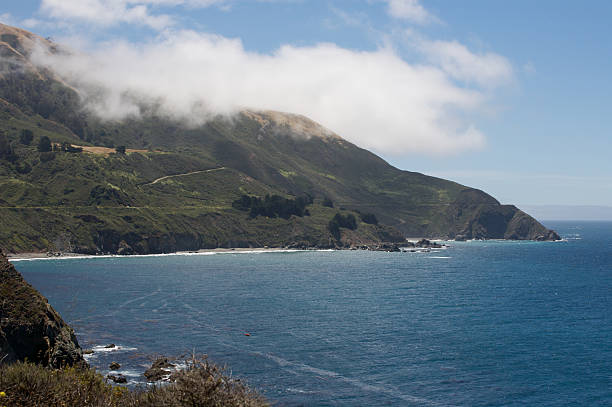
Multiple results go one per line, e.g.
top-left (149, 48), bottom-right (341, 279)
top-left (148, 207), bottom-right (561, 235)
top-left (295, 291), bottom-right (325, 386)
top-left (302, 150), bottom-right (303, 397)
top-left (38, 0), bottom-right (296, 30)
top-left (40, 0), bottom-right (191, 29)
top-left (31, 30), bottom-right (493, 156)
top-left (385, 0), bottom-right (434, 24)
top-left (418, 39), bottom-right (513, 87)
top-left (0, 13), bottom-right (18, 26)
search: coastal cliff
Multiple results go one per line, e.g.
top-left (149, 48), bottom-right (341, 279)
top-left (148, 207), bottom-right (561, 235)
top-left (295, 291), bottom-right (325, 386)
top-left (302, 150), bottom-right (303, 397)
top-left (0, 252), bottom-right (84, 367)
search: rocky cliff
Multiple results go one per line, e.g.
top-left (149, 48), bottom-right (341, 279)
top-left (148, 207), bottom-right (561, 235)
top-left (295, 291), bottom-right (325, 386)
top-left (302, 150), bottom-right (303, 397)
top-left (0, 252), bottom-right (84, 367)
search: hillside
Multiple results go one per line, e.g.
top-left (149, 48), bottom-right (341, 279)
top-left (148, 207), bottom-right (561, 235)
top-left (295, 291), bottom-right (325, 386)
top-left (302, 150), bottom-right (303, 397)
top-left (0, 23), bottom-right (559, 254)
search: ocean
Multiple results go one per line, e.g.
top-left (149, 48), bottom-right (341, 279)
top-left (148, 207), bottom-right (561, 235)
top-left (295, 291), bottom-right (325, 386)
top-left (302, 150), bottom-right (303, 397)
top-left (12, 221), bottom-right (612, 406)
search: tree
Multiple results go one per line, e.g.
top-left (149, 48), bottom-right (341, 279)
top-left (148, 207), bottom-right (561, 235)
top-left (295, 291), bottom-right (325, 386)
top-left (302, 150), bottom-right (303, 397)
top-left (115, 145), bottom-right (126, 154)
top-left (322, 197), bottom-right (334, 208)
top-left (37, 136), bottom-right (52, 152)
top-left (19, 129), bottom-right (34, 145)
top-left (0, 133), bottom-right (12, 158)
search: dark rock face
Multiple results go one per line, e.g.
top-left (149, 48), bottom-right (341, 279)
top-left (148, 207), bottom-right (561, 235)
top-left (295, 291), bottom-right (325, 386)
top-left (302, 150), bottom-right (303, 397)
top-left (446, 189), bottom-right (560, 241)
top-left (0, 252), bottom-right (84, 367)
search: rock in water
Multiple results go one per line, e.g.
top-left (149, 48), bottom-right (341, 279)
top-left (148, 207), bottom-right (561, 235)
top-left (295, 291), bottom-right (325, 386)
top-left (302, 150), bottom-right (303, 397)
top-left (107, 374), bottom-right (127, 384)
top-left (144, 357), bottom-right (176, 382)
top-left (0, 252), bottom-right (85, 367)
top-left (109, 361), bottom-right (121, 370)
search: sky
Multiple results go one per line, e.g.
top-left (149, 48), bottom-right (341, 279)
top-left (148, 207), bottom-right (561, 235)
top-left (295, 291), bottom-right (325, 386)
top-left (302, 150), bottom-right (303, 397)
top-left (2, 0), bottom-right (612, 219)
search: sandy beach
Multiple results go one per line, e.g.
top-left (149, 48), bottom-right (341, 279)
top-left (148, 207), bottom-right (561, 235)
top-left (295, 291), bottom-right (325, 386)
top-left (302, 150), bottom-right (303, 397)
top-left (6, 247), bottom-right (323, 262)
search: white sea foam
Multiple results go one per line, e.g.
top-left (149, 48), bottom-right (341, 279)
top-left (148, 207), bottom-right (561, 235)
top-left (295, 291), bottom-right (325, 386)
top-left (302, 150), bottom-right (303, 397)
top-left (252, 351), bottom-right (446, 406)
top-left (113, 369), bottom-right (143, 378)
top-left (429, 256), bottom-right (452, 259)
top-left (91, 345), bottom-right (138, 353)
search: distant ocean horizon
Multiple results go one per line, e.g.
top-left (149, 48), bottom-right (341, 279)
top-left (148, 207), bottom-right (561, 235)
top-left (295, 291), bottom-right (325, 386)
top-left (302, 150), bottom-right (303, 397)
top-left (14, 221), bottom-right (612, 406)
top-left (520, 205), bottom-right (612, 222)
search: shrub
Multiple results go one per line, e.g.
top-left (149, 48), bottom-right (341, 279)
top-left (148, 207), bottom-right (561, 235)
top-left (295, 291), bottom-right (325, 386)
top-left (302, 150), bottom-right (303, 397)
top-left (37, 136), bottom-right (52, 152)
top-left (0, 355), bottom-right (268, 407)
top-left (115, 145), bottom-right (126, 154)
top-left (39, 151), bottom-right (55, 162)
top-left (19, 129), bottom-right (34, 145)
top-left (16, 162), bottom-right (32, 174)
top-left (0, 133), bottom-right (13, 159)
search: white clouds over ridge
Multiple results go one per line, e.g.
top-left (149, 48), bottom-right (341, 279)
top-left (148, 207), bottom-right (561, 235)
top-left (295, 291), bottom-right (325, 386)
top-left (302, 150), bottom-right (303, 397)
top-left (27, 0), bottom-right (513, 156)
top-left (39, 0), bottom-right (276, 29)
top-left (33, 30), bottom-right (507, 155)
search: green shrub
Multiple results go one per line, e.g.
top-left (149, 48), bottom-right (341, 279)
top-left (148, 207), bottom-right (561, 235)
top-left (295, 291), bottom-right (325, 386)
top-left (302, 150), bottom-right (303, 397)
top-left (232, 194), bottom-right (312, 219)
top-left (0, 355), bottom-right (268, 407)
top-left (19, 129), bottom-right (34, 145)
top-left (37, 136), bottom-right (52, 152)
top-left (39, 151), bottom-right (55, 162)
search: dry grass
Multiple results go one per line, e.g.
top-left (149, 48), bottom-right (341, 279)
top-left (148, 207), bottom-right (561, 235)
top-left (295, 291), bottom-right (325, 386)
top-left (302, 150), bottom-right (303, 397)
top-left (0, 355), bottom-right (268, 407)
top-left (79, 146), bottom-right (150, 156)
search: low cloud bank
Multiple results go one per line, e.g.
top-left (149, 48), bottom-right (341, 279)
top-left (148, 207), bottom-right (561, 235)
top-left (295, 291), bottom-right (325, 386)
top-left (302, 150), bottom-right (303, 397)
top-left (32, 30), bottom-right (508, 155)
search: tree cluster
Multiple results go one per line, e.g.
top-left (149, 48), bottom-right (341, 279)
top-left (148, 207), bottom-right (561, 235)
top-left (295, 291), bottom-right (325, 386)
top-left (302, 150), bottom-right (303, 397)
top-left (232, 194), bottom-right (312, 219)
top-left (328, 213), bottom-right (357, 240)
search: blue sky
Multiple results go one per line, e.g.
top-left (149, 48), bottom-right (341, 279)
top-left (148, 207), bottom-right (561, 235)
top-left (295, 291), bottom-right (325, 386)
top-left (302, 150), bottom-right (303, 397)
top-left (2, 0), bottom-right (611, 216)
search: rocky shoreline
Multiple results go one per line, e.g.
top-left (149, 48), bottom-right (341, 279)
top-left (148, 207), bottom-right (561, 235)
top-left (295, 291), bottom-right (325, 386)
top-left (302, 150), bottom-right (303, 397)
top-left (6, 239), bottom-right (452, 261)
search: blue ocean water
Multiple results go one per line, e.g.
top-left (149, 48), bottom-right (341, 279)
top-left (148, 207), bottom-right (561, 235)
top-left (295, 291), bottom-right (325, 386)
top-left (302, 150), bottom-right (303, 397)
top-left (12, 221), bottom-right (612, 406)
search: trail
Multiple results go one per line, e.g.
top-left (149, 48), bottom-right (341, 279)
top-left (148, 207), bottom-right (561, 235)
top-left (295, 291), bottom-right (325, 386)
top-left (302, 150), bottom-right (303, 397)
top-left (146, 167), bottom-right (226, 185)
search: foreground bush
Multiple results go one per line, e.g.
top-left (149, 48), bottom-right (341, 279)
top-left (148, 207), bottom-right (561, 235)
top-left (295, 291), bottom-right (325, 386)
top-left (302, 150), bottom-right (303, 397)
top-left (0, 356), bottom-right (268, 407)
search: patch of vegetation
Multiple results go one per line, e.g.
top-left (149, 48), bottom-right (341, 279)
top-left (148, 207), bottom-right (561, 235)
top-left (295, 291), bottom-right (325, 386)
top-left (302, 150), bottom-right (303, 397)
top-left (37, 136), bottom-right (51, 152)
top-left (360, 212), bottom-right (378, 225)
top-left (328, 212), bottom-right (357, 240)
top-left (19, 129), bottom-right (33, 145)
top-left (0, 356), bottom-right (268, 407)
top-left (233, 194), bottom-right (312, 219)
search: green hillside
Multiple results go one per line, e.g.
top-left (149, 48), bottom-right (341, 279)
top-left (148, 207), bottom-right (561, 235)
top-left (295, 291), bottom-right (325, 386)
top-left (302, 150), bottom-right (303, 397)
top-left (0, 23), bottom-right (559, 254)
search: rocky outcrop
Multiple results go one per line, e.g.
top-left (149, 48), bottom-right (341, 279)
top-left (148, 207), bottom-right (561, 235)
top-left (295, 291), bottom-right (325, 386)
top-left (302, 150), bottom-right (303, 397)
top-left (445, 189), bottom-right (560, 241)
top-left (0, 252), bottom-right (84, 367)
top-left (144, 357), bottom-right (176, 382)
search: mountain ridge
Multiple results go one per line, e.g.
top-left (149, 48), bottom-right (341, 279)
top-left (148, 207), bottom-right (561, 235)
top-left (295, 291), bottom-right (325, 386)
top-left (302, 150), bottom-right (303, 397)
top-left (0, 23), bottom-right (559, 254)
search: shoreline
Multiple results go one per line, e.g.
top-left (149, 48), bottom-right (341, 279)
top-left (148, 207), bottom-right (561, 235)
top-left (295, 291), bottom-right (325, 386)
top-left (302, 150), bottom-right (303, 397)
top-left (7, 247), bottom-right (330, 262)
top-left (6, 237), bottom-right (566, 262)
